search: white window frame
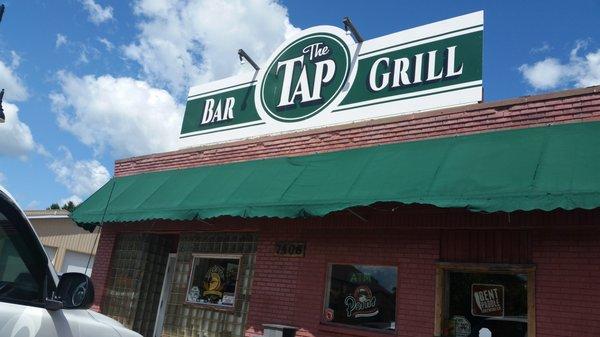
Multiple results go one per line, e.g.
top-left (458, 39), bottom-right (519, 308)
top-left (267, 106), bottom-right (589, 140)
top-left (186, 253), bottom-right (242, 311)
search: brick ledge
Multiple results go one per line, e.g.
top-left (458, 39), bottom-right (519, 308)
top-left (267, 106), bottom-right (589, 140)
top-left (115, 85), bottom-right (600, 177)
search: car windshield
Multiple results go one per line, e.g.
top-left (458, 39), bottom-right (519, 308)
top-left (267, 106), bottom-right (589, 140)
top-left (0, 204), bottom-right (46, 304)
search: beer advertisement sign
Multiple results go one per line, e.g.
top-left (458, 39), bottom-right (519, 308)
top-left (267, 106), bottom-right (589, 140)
top-left (179, 11), bottom-right (483, 148)
top-left (471, 283), bottom-right (505, 317)
top-left (325, 264), bottom-right (397, 330)
top-left (186, 255), bottom-right (241, 308)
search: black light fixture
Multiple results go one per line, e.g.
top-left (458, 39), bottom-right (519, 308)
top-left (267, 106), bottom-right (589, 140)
top-left (343, 16), bottom-right (364, 43)
top-left (238, 49), bottom-right (260, 71)
top-left (0, 89), bottom-right (5, 123)
top-left (1, 6), bottom-right (7, 122)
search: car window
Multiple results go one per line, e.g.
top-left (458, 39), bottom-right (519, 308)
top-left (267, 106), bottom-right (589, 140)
top-left (0, 210), bottom-right (46, 304)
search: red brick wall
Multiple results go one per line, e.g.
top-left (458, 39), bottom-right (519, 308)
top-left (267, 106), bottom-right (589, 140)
top-left (90, 226), bottom-right (117, 312)
top-left (242, 209), bottom-right (600, 337)
top-left (91, 207), bottom-right (600, 337)
top-left (89, 87), bottom-right (600, 332)
top-left (533, 229), bottom-right (600, 337)
top-left (246, 218), bottom-right (439, 337)
top-left (114, 86), bottom-right (600, 177)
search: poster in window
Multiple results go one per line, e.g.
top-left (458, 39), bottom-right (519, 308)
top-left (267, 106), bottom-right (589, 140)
top-left (325, 264), bottom-right (397, 331)
top-left (444, 272), bottom-right (527, 337)
top-left (471, 283), bottom-right (505, 317)
top-left (186, 255), bottom-right (240, 308)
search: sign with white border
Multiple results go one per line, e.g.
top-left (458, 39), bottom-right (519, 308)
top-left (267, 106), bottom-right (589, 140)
top-left (179, 11), bottom-right (483, 149)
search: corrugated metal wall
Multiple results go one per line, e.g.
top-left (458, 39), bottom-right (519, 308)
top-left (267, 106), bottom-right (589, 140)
top-left (36, 220), bottom-right (98, 253)
top-left (29, 216), bottom-right (99, 272)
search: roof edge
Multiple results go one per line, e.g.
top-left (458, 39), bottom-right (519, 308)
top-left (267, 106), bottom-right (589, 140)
top-left (116, 85), bottom-right (600, 164)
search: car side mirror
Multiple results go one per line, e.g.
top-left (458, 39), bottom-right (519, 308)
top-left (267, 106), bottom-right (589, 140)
top-left (55, 272), bottom-right (95, 309)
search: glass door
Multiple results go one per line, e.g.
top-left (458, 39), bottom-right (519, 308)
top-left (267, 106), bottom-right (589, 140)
top-left (153, 253), bottom-right (177, 337)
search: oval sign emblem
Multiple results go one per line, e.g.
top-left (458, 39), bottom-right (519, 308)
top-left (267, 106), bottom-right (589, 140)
top-left (258, 30), bottom-right (351, 122)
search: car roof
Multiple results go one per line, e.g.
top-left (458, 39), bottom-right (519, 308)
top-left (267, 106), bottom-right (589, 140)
top-left (0, 185), bottom-right (18, 206)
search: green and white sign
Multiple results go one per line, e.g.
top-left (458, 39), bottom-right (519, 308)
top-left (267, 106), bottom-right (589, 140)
top-left (259, 31), bottom-right (351, 122)
top-left (180, 11), bottom-right (483, 148)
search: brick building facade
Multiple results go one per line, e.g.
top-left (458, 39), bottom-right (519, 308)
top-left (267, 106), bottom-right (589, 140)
top-left (79, 86), bottom-right (600, 337)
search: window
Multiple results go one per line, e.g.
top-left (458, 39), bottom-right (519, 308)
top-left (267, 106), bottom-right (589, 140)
top-left (435, 263), bottom-right (535, 337)
top-left (186, 254), bottom-right (241, 309)
top-left (0, 209), bottom-right (47, 304)
top-left (324, 264), bottom-right (397, 331)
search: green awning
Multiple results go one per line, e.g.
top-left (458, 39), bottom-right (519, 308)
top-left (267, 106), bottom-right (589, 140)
top-left (72, 121), bottom-right (600, 230)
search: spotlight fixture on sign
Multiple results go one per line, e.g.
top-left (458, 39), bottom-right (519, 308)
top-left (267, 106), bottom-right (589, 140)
top-left (0, 89), bottom-right (5, 123)
top-left (342, 16), bottom-right (363, 43)
top-left (238, 49), bottom-right (260, 71)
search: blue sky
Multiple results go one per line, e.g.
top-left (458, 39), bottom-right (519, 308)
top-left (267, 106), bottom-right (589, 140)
top-left (0, 0), bottom-right (599, 209)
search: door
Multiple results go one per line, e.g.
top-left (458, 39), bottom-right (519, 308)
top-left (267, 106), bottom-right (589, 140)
top-left (61, 250), bottom-right (94, 276)
top-left (0, 203), bottom-right (54, 336)
top-left (103, 234), bottom-right (173, 336)
top-left (0, 193), bottom-right (117, 337)
top-left (153, 253), bottom-right (177, 337)
top-left (0, 301), bottom-right (118, 337)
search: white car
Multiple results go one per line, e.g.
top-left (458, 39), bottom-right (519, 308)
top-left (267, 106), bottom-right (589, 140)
top-left (0, 186), bottom-right (142, 337)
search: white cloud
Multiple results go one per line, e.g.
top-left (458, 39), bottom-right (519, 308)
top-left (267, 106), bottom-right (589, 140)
top-left (0, 171), bottom-right (5, 184)
top-left (49, 146), bottom-right (110, 200)
top-left (0, 55), bottom-right (28, 101)
top-left (0, 54), bottom-right (35, 159)
top-left (530, 42), bottom-right (552, 54)
top-left (59, 195), bottom-right (83, 206)
top-left (9, 51), bottom-right (21, 69)
top-left (50, 72), bottom-right (184, 158)
top-left (25, 200), bottom-right (39, 210)
top-left (36, 144), bottom-right (51, 158)
top-left (98, 37), bottom-right (114, 51)
top-left (519, 58), bottom-right (565, 90)
top-left (56, 33), bottom-right (68, 48)
top-left (76, 45), bottom-right (100, 65)
top-left (123, 0), bottom-right (299, 95)
top-left (80, 0), bottom-right (114, 25)
top-left (78, 50), bottom-right (89, 64)
top-left (520, 40), bottom-right (600, 90)
top-left (0, 102), bottom-right (35, 159)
